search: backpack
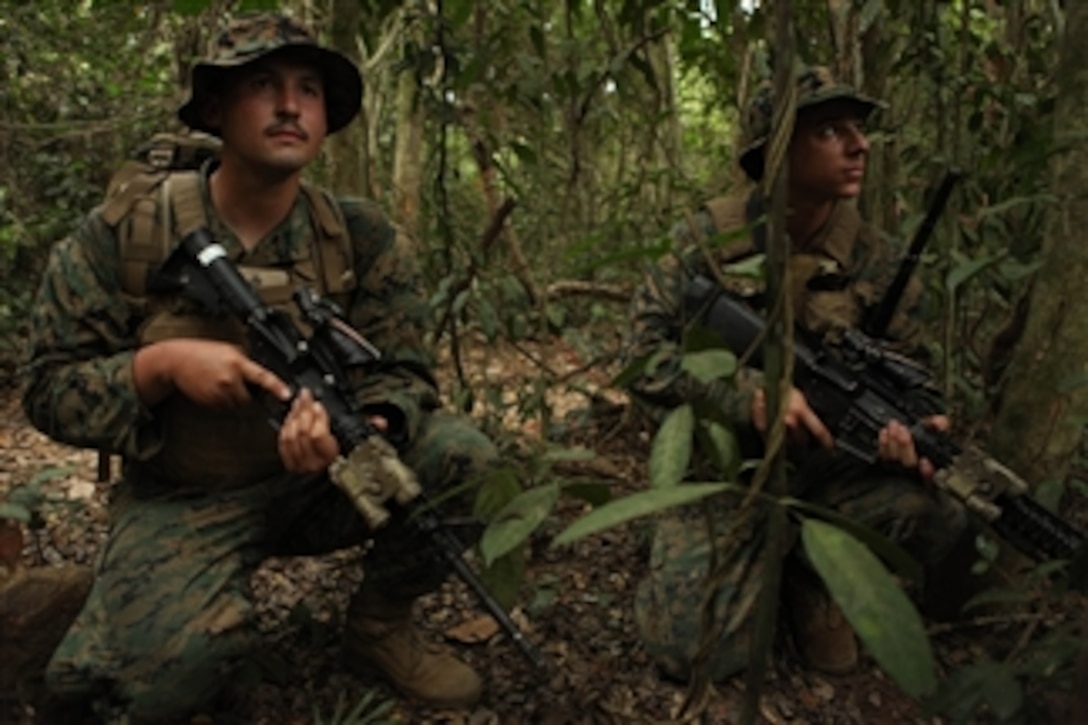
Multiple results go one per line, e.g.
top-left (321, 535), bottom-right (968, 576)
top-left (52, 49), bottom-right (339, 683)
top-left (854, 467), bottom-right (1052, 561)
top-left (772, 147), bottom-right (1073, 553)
top-left (98, 131), bottom-right (355, 298)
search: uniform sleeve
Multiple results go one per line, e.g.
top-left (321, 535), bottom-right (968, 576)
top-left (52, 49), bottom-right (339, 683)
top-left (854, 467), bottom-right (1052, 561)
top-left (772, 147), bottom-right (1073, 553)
top-left (21, 212), bottom-right (163, 458)
top-left (339, 198), bottom-right (441, 447)
top-left (623, 216), bottom-right (757, 429)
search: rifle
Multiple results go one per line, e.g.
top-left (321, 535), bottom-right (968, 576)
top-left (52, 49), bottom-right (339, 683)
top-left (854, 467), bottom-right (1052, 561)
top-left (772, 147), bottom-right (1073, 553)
top-left (153, 227), bottom-right (546, 669)
top-left (864, 168), bottom-right (963, 338)
top-left (684, 274), bottom-right (1085, 563)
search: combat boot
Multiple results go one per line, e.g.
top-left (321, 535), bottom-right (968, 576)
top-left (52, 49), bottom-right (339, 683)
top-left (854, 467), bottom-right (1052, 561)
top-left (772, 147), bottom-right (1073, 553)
top-left (785, 573), bottom-right (858, 675)
top-left (344, 592), bottom-right (482, 709)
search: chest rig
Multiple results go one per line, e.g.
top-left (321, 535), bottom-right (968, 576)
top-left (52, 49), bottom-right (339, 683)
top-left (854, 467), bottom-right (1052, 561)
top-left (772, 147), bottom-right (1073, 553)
top-left (100, 170), bottom-right (358, 487)
top-left (698, 192), bottom-right (868, 341)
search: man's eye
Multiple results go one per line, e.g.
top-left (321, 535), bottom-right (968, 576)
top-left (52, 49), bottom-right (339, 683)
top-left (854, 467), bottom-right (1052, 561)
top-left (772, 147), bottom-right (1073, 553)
top-left (302, 83), bottom-right (323, 97)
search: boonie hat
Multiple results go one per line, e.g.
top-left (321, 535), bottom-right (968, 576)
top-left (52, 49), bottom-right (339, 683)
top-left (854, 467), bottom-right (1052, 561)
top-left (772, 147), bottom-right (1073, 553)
top-left (177, 12), bottom-right (363, 136)
top-left (739, 65), bottom-right (881, 181)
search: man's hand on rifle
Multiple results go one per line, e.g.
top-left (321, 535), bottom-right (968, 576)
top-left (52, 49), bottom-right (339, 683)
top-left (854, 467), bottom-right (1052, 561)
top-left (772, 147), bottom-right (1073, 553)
top-left (133, 338), bottom-right (291, 408)
top-left (878, 415), bottom-right (949, 482)
top-left (278, 388), bottom-right (390, 473)
top-left (751, 387), bottom-right (835, 450)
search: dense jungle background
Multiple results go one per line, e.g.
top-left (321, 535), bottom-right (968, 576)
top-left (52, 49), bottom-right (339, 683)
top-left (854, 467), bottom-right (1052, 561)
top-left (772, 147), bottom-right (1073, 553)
top-left (4, 0), bottom-right (1088, 723)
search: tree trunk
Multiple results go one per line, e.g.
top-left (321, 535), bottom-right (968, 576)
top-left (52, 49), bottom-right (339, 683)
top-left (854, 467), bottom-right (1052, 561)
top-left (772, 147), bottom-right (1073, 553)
top-left (989, 3), bottom-right (1088, 490)
top-left (327, 0), bottom-right (366, 196)
top-left (391, 8), bottom-right (425, 237)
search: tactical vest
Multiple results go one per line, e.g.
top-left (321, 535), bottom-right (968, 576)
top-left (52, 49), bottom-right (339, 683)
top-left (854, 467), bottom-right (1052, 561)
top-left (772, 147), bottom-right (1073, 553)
top-left (100, 167), bottom-right (358, 487)
top-left (699, 192), bottom-right (872, 340)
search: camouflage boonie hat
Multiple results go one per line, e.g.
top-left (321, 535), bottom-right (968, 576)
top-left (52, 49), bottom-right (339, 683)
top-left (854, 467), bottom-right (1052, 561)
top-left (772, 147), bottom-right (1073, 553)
top-left (738, 65), bottom-right (881, 181)
top-left (177, 13), bottom-right (363, 136)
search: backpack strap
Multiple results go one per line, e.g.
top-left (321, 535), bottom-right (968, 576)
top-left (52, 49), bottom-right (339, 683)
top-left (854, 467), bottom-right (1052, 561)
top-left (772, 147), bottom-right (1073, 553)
top-left (300, 181), bottom-right (355, 296)
top-left (108, 173), bottom-right (351, 298)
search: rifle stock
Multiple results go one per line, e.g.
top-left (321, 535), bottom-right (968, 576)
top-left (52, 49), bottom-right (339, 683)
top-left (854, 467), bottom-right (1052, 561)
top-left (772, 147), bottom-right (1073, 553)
top-left (686, 275), bottom-right (1085, 562)
top-left (157, 227), bottom-right (547, 669)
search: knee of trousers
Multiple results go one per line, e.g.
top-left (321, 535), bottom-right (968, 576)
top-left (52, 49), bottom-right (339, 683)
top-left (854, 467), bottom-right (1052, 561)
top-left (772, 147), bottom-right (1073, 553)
top-left (47, 596), bottom-right (259, 719)
top-left (634, 573), bottom-right (750, 683)
top-left (401, 413), bottom-right (499, 491)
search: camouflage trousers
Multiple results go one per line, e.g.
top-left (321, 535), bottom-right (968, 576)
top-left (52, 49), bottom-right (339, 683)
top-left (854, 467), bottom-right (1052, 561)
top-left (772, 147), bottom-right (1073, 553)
top-left (634, 451), bottom-right (970, 682)
top-left (46, 412), bottom-right (496, 721)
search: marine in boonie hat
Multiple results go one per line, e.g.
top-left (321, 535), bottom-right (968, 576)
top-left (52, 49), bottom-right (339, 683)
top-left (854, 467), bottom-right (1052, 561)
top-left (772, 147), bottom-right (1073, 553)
top-left (177, 12), bottom-right (363, 136)
top-left (738, 65), bottom-right (882, 181)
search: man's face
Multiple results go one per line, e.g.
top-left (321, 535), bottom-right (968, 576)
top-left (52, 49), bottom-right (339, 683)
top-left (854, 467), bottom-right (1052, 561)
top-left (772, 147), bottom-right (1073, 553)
top-left (787, 101), bottom-right (871, 203)
top-left (208, 55), bottom-right (328, 175)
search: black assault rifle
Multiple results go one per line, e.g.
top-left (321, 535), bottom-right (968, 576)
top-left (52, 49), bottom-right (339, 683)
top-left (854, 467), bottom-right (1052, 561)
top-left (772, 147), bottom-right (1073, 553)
top-left (684, 274), bottom-right (1085, 563)
top-left (153, 227), bottom-right (546, 669)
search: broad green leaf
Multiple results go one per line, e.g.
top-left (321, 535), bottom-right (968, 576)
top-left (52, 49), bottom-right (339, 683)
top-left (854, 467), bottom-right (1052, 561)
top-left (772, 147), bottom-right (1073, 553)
top-left (649, 404), bottom-right (694, 488)
top-left (0, 503), bottom-right (31, 523)
top-left (681, 348), bottom-right (737, 384)
top-left (479, 547), bottom-right (525, 610)
top-left (802, 519), bottom-right (936, 698)
top-left (696, 418), bottom-right (740, 480)
top-left (472, 465), bottom-right (523, 520)
top-left (480, 484), bottom-right (559, 566)
top-left (552, 484), bottom-right (729, 547)
top-left (785, 497), bottom-right (922, 585)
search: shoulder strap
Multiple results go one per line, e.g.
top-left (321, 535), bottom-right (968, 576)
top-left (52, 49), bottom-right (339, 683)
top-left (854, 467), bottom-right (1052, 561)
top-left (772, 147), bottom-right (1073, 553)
top-left (300, 182), bottom-right (355, 295)
top-left (109, 171), bottom-right (206, 296)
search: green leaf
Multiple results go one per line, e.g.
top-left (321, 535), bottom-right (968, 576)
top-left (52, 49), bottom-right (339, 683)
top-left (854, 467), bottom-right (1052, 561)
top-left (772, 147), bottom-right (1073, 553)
top-left (479, 547), bottom-right (525, 610)
top-left (924, 662), bottom-right (1022, 723)
top-left (945, 253), bottom-right (1003, 292)
top-left (0, 502), bottom-right (31, 523)
top-left (649, 405), bottom-right (694, 488)
top-left (552, 484), bottom-right (729, 547)
top-left (561, 481), bottom-right (613, 507)
top-left (696, 418), bottom-right (739, 480)
top-left (480, 484), bottom-right (559, 566)
top-left (472, 465), bottom-right (523, 520)
top-left (802, 519), bottom-right (936, 698)
top-left (476, 296), bottom-right (499, 340)
top-left (785, 498), bottom-right (923, 585)
top-left (681, 348), bottom-right (737, 384)
top-left (720, 253), bottom-right (766, 279)
top-left (541, 446), bottom-right (597, 463)
top-left (610, 353), bottom-right (650, 389)
top-left (960, 587), bottom-right (1033, 613)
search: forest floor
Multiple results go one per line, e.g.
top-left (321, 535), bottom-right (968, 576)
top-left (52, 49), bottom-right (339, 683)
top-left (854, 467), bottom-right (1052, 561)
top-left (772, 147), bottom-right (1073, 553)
top-left (1, 333), bottom-right (1085, 724)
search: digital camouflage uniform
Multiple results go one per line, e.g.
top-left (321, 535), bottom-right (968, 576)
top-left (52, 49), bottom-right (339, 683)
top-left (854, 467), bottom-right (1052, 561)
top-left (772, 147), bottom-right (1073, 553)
top-left (623, 69), bottom-right (969, 683)
top-left (21, 15), bottom-right (495, 722)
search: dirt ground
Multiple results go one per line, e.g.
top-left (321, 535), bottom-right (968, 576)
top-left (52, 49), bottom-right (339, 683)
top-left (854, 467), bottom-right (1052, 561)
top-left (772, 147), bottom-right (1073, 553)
top-left (0, 337), bottom-right (1082, 724)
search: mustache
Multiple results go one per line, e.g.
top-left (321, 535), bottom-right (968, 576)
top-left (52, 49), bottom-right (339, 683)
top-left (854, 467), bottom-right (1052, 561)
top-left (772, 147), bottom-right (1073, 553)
top-left (265, 123), bottom-right (308, 140)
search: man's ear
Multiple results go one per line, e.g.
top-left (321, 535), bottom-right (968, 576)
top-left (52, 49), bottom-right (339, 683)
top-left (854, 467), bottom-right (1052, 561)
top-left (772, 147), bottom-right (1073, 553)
top-left (199, 95), bottom-right (224, 133)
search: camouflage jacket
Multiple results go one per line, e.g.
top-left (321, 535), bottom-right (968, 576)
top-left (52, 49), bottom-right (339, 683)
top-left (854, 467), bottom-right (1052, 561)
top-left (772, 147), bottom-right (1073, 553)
top-left (624, 187), bottom-right (923, 430)
top-left (21, 167), bottom-right (440, 463)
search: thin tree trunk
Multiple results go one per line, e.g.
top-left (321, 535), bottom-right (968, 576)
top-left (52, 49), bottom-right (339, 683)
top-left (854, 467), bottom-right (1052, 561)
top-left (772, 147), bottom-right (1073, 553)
top-left (328, 0), bottom-right (365, 196)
